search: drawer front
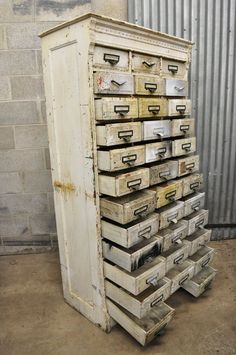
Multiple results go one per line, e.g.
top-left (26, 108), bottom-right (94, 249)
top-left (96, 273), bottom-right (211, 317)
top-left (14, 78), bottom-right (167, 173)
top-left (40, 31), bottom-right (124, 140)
top-left (151, 180), bottom-right (183, 209)
top-left (181, 174), bottom-right (203, 197)
top-left (181, 266), bottom-right (217, 297)
top-left (183, 209), bottom-right (209, 235)
top-left (168, 99), bottom-right (191, 116)
top-left (101, 213), bottom-right (159, 248)
top-left (171, 118), bottom-right (195, 137)
top-left (165, 261), bottom-right (195, 294)
top-left (97, 145), bottom-right (145, 171)
top-left (172, 137), bottom-right (196, 157)
top-left (94, 72), bottom-right (134, 95)
top-left (95, 97), bottom-right (138, 121)
top-left (161, 59), bottom-right (188, 80)
top-left (183, 192), bottom-right (205, 216)
top-left (93, 46), bottom-right (129, 71)
top-left (164, 79), bottom-right (188, 97)
top-left (178, 155), bottom-right (200, 176)
top-left (159, 221), bottom-right (188, 252)
top-left (96, 122), bottom-right (142, 146)
top-left (162, 244), bottom-right (189, 272)
top-left (143, 120), bottom-right (171, 140)
top-left (189, 246), bottom-right (215, 275)
top-left (134, 75), bottom-right (164, 96)
top-left (159, 201), bottom-right (185, 230)
top-left (149, 160), bottom-right (178, 185)
top-left (138, 98), bottom-right (168, 118)
top-left (183, 229), bottom-right (211, 256)
top-left (132, 53), bottom-right (160, 74)
top-left (145, 141), bottom-right (172, 163)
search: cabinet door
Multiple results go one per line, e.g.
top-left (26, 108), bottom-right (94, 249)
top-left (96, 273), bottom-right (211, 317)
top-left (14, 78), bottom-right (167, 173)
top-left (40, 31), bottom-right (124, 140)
top-left (138, 98), bottom-right (168, 118)
top-left (132, 53), bottom-right (161, 74)
top-left (93, 46), bottom-right (129, 71)
top-left (96, 122), bottom-right (142, 146)
top-left (143, 120), bottom-right (171, 140)
top-left (94, 72), bottom-right (134, 94)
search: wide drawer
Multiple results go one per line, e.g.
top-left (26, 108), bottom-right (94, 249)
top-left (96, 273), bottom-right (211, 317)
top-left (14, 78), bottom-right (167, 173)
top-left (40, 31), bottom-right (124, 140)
top-left (102, 236), bottom-right (163, 272)
top-left (172, 137), bottom-right (196, 157)
top-left (161, 244), bottom-right (189, 272)
top-left (104, 256), bottom-right (166, 295)
top-left (105, 278), bottom-right (171, 319)
top-left (171, 118), bottom-right (195, 137)
top-left (97, 145), bottom-right (145, 171)
top-left (177, 155), bottom-right (200, 176)
top-left (101, 213), bottom-right (159, 248)
top-left (150, 180), bottom-right (183, 209)
top-left (93, 46), bottom-right (129, 71)
top-left (96, 122), bottom-right (142, 146)
top-left (143, 120), bottom-right (171, 140)
top-left (181, 266), bottom-right (217, 297)
top-left (94, 72), bottom-right (134, 95)
top-left (134, 75), bottom-right (164, 96)
top-left (132, 53), bottom-right (161, 75)
top-left (168, 99), bottom-right (191, 116)
top-left (99, 168), bottom-right (150, 197)
top-left (158, 201), bottom-right (185, 230)
top-left (164, 79), bottom-right (188, 97)
top-left (138, 98), bottom-right (168, 118)
top-left (161, 58), bottom-right (188, 80)
top-left (157, 220), bottom-right (188, 252)
top-left (182, 192), bottom-right (205, 216)
top-left (183, 228), bottom-right (211, 256)
top-left (183, 209), bottom-right (209, 236)
top-left (149, 160), bottom-right (178, 185)
top-left (106, 299), bottom-right (174, 346)
top-left (145, 141), bottom-right (172, 163)
top-left (165, 260), bottom-right (195, 294)
top-left (100, 190), bottom-right (156, 225)
top-left (95, 97), bottom-right (138, 120)
top-left (188, 246), bottom-right (215, 275)
top-left (181, 173), bottom-right (203, 196)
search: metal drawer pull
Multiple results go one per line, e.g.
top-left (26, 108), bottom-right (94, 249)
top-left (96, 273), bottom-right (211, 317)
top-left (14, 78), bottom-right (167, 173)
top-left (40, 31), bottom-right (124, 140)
top-left (114, 105), bottom-right (130, 115)
top-left (190, 182), bottom-right (200, 190)
top-left (176, 105), bottom-right (186, 113)
top-left (174, 86), bottom-right (185, 92)
top-left (145, 83), bottom-right (157, 92)
top-left (118, 130), bottom-right (133, 141)
top-left (122, 154), bottom-right (137, 166)
top-left (159, 170), bottom-right (171, 180)
top-left (182, 143), bottom-right (191, 151)
top-left (151, 294), bottom-right (164, 307)
top-left (179, 274), bottom-right (189, 285)
top-left (103, 53), bottom-right (120, 65)
top-left (134, 205), bottom-right (148, 216)
top-left (142, 60), bottom-right (155, 68)
top-left (111, 80), bottom-right (126, 87)
top-left (195, 218), bottom-right (205, 229)
top-left (146, 274), bottom-right (159, 286)
top-left (186, 162), bottom-right (195, 170)
top-left (148, 105), bottom-right (160, 114)
top-left (201, 257), bottom-right (211, 268)
top-left (165, 190), bottom-right (177, 201)
top-left (127, 178), bottom-right (142, 190)
top-left (156, 147), bottom-right (167, 158)
top-left (180, 124), bottom-right (190, 132)
top-left (172, 233), bottom-right (182, 243)
top-left (138, 225), bottom-right (152, 239)
top-left (174, 253), bottom-right (184, 264)
top-left (168, 64), bottom-right (178, 73)
top-left (153, 128), bottom-right (164, 137)
top-left (192, 201), bottom-right (201, 211)
top-left (167, 212), bottom-right (178, 223)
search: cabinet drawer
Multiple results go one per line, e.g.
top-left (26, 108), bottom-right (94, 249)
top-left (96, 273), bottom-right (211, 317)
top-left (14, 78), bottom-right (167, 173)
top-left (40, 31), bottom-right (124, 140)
top-left (181, 173), bottom-right (203, 196)
top-left (105, 278), bottom-right (171, 319)
top-left (164, 79), bottom-right (188, 97)
top-left (181, 266), bottom-right (217, 297)
top-left (93, 46), bottom-right (129, 71)
top-left (183, 228), bottom-right (211, 256)
top-left (165, 260), bottom-right (195, 294)
top-left (161, 59), bottom-right (188, 80)
top-left (132, 53), bottom-right (160, 74)
top-left (178, 155), bottom-right (200, 176)
top-left (104, 256), bottom-right (166, 295)
top-left (172, 137), bottom-right (196, 157)
top-left (94, 72), bottom-right (134, 95)
top-left (100, 190), bottom-right (156, 225)
top-left (101, 213), bottom-right (159, 248)
top-left (158, 201), bottom-right (185, 230)
top-left (149, 160), bottom-right (178, 185)
top-left (145, 141), bottom-right (172, 163)
top-left (150, 180), bottom-right (183, 209)
top-left (182, 192), bottom-right (205, 216)
top-left (96, 122), bottom-right (142, 146)
top-left (95, 97), bottom-right (138, 121)
top-left (168, 99), bottom-right (191, 116)
top-left (188, 246), bottom-right (214, 275)
top-left (171, 118), bottom-right (195, 137)
top-left (183, 209), bottom-right (209, 236)
top-left (134, 75), bottom-right (164, 96)
top-left (103, 236), bottom-right (163, 272)
top-left (99, 168), bottom-right (150, 197)
top-left (106, 299), bottom-right (174, 346)
top-left (161, 244), bottom-right (189, 272)
top-left (157, 221), bottom-right (187, 252)
top-left (143, 120), bottom-right (171, 140)
top-left (138, 98), bottom-right (168, 118)
top-left (97, 145), bottom-right (145, 171)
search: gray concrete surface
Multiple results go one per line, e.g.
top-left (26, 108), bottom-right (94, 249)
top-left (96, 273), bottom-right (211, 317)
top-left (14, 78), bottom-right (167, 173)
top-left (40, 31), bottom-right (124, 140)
top-left (1, 240), bottom-right (236, 355)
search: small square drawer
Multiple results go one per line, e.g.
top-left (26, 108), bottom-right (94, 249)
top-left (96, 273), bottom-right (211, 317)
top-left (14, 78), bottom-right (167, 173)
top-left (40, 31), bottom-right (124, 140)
top-left (183, 228), bottom-right (211, 256)
top-left (93, 46), bottom-right (129, 71)
top-left (181, 266), bottom-right (217, 297)
top-left (168, 99), bottom-right (191, 116)
top-left (150, 180), bottom-right (183, 208)
top-left (165, 260), bottom-right (195, 294)
top-left (104, 256), bottom-right (166, 295)
top-left (145, 141), bottom-right (172, 163)
top-left (95, 97), bottom-right (138, 121)
top-left (149, 160), bottom-right (178, 185)
top-left (100, 190), bottom-right (156, 225)
top-left (158, 201), bottom-right (185, 230)
top-left (188, 246), bottom-right (215, 275)
top-left (96, 122), bottom-right (142, 146)
top-left (171, 118), bottom-right (195, 137)
top-left (178, 155), bottom-right (200, 176)
top-left (161, 59), bottom-right (188, 80)
top-left (157, 220), bottom-right (188, 252)
top-left (181, 173), bottom-right (203, 196)
top-left (106, 299), bottom-right (174, 346)
top-left (143, 120), bottom-right (171, 140)
top-left (182, 192), bottom-right (205, 216)
top-left (103, 236), bottom-right (163, 272)
top-left (132, 53), bottom-right (161, 74)
top-left (101, 213), bottom-right (159, 248)
top-left (134, 75), bottom-right (164, 96)
top-left (161, 244), bottom-right (189, 272)
top-left (105, 278), bottom-right (171, 319)
top-left (99, 168), bottom-right (150, 197)
top-left (138, 98), bottom-right (168, 118)
top-left (172, 137), bottom-right (196, 157)
top-left (97, 145), bottom-right (145, 171)
top-left (94, 72), bottom-right (134, 95)
top-left (183, 209), bottom-right (209, 236)
top-left (164, 79), bottom-right (188, 97)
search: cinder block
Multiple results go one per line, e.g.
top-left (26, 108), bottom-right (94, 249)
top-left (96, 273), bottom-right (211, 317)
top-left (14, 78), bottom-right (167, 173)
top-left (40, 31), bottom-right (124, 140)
top-left (11, 75), bottom-right (44, 100)
top-left (36, 0), bottom-right (91, 21)
top-left (15, 124), bottom-right (48, 148)
top-left (47, 192), bottom-right (55, 212)
top-left (44, 148), bottom-right (51, 169)
top-left (30, 213), bottom-right (56, 235)
top-left (0, 25), bottom-right (7, 49)
top-left (36, 50), bottom-right (42, 74)
top-left (0, 101), bottom-right (40, 125)
top-left (0, 215), bottom-right (30, 238)
top-left (0, 0), bottom-right (34, 23)
top-left (0, 127), bottom-right (15, 149)
top-left (22, 170), bottom-right (53, 193)
top-left (0, 193), bottom-right (48, 215)
top-left (0, 50), bottom-right (36, 75)
top-left (0, 77), bottom-right (11, 100)
top-left (0, 172), bottom-right (23, 194)
top-left (0, 149), bottom-right (45, 172)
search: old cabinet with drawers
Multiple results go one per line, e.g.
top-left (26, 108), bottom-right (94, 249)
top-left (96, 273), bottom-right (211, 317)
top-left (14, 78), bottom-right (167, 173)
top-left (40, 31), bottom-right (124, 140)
top-left (41, 13), bottom-right (216, 347)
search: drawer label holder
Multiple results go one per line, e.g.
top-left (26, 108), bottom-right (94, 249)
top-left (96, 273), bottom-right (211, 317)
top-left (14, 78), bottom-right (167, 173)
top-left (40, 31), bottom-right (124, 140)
top-left (145, 83), bottom-right (158, 93)
top-left (127, 178), bottom-right (142, 190)
top-left (122, 154), bottom-right (137, 166)
top-left (118, 130), bottom-right (134, 141)
top-left (148, 105), bottom-right (160, 114)
top-left (114, 105), bottom-right (130, 115)
top-left (103, 53), bottom-right (120, 65)
top-left (176, 105), bottom-right (186, 113)
top-left (138, 225), bottom-right (152, 239)
top-left (134, 205), bottom-right (148, 217)
top-left (165, 190), bottom-right (177, 201)
top-left (168, 64), bottom-right (179, 73)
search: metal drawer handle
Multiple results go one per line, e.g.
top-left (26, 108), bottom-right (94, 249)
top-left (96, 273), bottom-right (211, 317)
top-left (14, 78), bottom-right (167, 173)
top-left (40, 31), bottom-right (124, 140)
top-left (148, 105), bottom-right (160, 114)
top-left (182, 142), bottom-right (191, 151)
top-left (176, 105), bottom-right (186, 113)
top-left (167, 212), bottom-right (178, 223)
top-left (111, 80), bottom-right (126, 87)
top-left (146, 274), bottom-right (159, 286)
top-left (118, 130), bottom-right (133, 141)
top-left (151, 294), bottom-right (164, 307)
top-left (190, 182), bottom-right (200, 190)
top-left (186, 162), bottom-right (195, 170)
top-left (192, 201), bottom-right (201, 211)
top-left (172, 233), bottom-right (182, 243)
top-left (174, 253), bottom-right (184, 264)
top-left (122, 154), bottom-right (137, 166)
top-left (156, 147), bottom-right (167, 158)
top-left (114, 105), bottom-right (130, 115)
top-left (153, 128), bottom-right (165, 137)
top-left (195, 218), bottom-right (205, 229)
top-left (165, 190), bottom-right (177, 201)
top-left (104, 53), bottom-right (120, 65)
top-left (142, 60), bottom-right (155, 68)
top-left (180, 124), bottom-right (190, 133)
top-left (134, 205), bottom-right (148, 216)
top-left (174, 86), bottom-right (185, 92)
top-left (179, 274), bottom-right (189, 285)
top-left (127, 178), bottom-right (142, 190)
top-left (145, 83), bottom-right (157, 93)
top-left (138, 225), bottom-right (152, 239)
top-left (168, 64), bottom-right (178, 73)
top-left (159, 170), bottom-right (171, 180)
top-left (201, 257), bottom-right (211, 268)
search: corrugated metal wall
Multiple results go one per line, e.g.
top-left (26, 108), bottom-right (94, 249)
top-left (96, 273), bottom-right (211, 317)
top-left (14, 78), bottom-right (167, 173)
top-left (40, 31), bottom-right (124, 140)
top-left (128, 0), bottom-right (236, 239)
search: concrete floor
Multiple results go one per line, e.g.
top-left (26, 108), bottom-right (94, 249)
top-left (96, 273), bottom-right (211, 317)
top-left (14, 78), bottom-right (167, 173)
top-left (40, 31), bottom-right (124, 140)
top-left (1, 240), bottom-right (236, 355)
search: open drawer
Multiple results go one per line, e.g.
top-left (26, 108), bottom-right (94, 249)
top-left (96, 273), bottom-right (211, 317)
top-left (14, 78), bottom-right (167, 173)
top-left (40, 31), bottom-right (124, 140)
top-left (161, 244), bottom-right (189, 272)
top-left (157, 220), bottom-right (187, 251)
top-left (165, 260), bottom-right (195, 294)
top-left (183, 209), bottom-right (209, 235)
top-left (182, 192), bottom-right (205, 217)
top-left (188, 245), bottom-right (215, 275)
top-left (181, 266), bottom-right (217, 297)
top-left (158, 201), bottom-right (185, 230)
top-left (183, 229), bottom-right (211, 256)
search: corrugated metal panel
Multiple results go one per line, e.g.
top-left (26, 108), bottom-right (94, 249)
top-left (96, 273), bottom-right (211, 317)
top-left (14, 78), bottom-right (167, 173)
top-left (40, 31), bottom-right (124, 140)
top-left (128, 0), bottom-right (236, 239)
